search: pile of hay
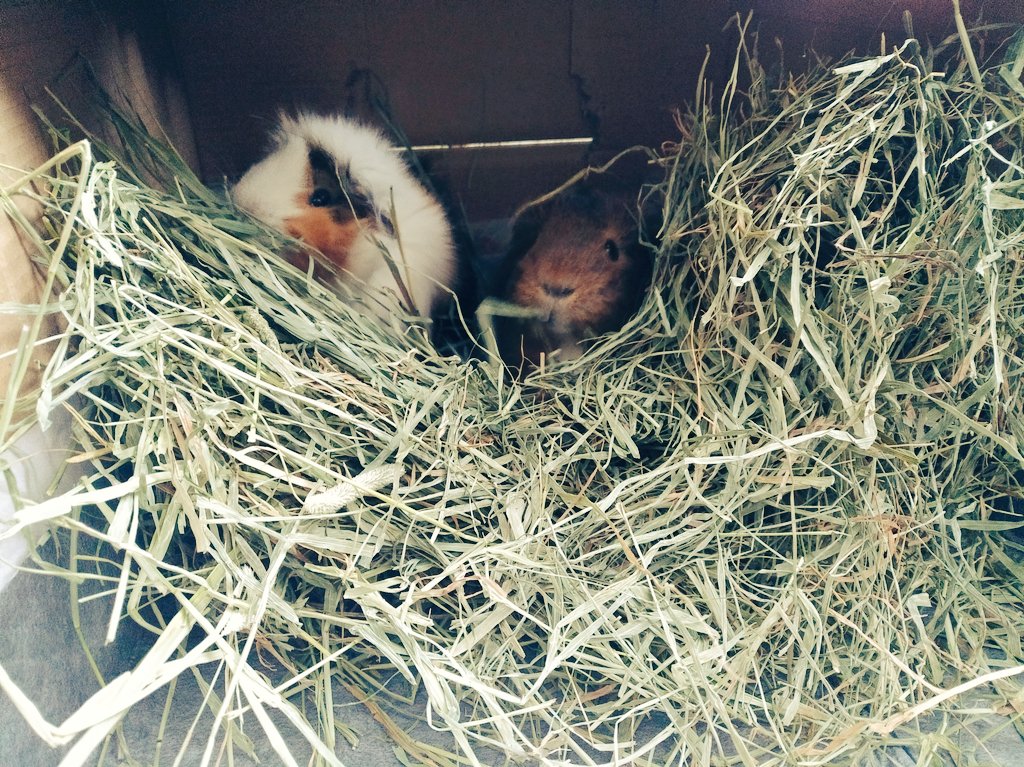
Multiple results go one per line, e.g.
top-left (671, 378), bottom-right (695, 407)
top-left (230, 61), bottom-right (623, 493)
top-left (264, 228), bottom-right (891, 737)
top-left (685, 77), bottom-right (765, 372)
top-left (2, 15), bottom-right (1024, 767)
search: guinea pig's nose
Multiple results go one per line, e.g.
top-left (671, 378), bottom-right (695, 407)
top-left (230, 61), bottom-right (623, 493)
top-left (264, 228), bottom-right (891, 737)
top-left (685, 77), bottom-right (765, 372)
top-left (542, 283), bottom-right (575, 298)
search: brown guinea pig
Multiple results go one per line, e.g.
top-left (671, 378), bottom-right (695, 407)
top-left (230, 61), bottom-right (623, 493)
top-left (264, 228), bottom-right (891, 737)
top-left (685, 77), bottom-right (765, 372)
top-left (496, 183), bottom-right (654, 374)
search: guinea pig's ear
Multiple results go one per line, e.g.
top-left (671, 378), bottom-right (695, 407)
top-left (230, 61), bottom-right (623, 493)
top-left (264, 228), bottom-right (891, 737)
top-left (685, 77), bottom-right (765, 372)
top-left (506, 203), bottom-right (547, 260)
top-left (307, 146), bottom-right (343, 207)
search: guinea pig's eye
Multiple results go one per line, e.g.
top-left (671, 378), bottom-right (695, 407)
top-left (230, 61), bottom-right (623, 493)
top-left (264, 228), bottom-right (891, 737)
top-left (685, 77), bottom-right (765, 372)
top-left (309, 188), bottom-right (332, 207)
top-left (605, 239), bottom-right (620, 261)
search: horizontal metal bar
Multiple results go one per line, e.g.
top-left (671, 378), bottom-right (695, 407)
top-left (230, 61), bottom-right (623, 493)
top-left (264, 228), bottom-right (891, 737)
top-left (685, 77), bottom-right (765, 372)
top-left (406, 137), bottom-right (593, 152)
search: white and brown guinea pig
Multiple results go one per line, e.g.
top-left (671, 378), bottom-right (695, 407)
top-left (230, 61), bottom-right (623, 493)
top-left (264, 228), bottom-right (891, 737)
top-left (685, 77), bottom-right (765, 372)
top-left (497, 183), bottom-right (654, 372)
top-left (232, 113), bottom-right (455, 316)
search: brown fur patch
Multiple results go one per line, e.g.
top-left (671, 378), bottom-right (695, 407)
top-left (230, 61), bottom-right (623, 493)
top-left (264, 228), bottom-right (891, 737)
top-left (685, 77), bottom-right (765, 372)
top-left (283, 194), bottom-right (364, 271)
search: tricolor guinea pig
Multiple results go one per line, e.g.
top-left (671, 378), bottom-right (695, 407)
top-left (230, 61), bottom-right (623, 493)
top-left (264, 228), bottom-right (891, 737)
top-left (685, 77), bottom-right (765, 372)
top-left (497, 183), bottom-right (654, 373)
top-left (232, 113), bottom-right (456, 316)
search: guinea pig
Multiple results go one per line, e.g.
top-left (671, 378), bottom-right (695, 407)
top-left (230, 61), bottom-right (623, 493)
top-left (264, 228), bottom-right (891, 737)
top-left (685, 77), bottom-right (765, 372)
top-left (496, 183), bottom-right (654, 373)
top-left (232, 113), bottom-right (456, 316)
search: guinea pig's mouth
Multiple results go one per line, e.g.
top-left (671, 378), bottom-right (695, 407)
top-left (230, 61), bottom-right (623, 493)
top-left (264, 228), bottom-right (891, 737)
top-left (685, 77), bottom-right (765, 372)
top-left (539, 312), bottom-right (582, 342)
top-left (534, 298), bottom-right (567, 323)
top-left (533, 309), bottom-right (568, 334)
top-left (505, 300), bottom-right (576, 339)
top-left (537, 309), bottom-right (556, 324)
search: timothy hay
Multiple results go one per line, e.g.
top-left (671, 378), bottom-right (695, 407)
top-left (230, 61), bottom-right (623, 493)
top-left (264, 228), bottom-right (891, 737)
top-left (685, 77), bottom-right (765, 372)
top-left (2, 13), bottom-right (1024, 767)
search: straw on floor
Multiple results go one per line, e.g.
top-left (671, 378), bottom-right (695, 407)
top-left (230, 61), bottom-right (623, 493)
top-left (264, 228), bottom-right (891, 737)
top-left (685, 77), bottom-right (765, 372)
top-left (2, 12), bottom-right (1024, 767)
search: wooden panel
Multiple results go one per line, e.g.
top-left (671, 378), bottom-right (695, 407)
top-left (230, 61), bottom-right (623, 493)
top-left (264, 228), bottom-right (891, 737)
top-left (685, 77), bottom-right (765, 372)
top-left (0, 0), bottom-right (196, 405)
top-left (0, 1), bottom-right (104, 408)
top-left (164, 0), bottom-right (584, 185)
top-left (166, 0), bottom-right (1024, 221)
top-left (733, 0), bottom-right (1024, 67)
top-left (571, 0), bottom-right (1024, 151)
top-left (6, 1), bottom-right (1023, 243)
top-left (570, 2), bottom-right (725, 152)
